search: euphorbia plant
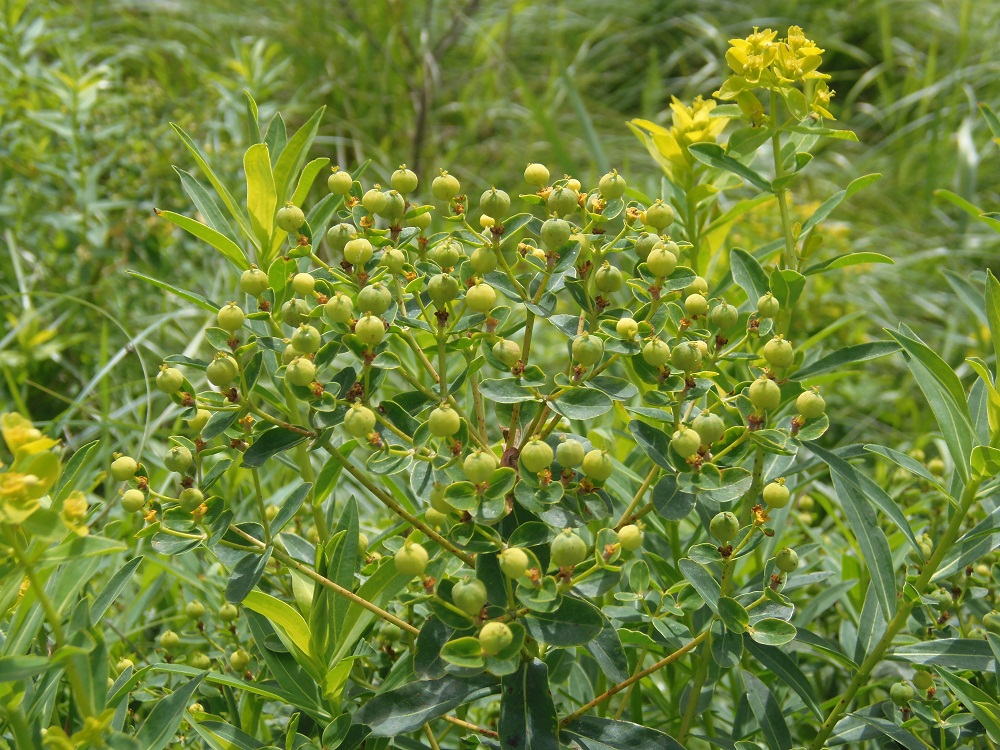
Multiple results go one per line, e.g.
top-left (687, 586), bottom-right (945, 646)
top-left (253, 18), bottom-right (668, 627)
top-left (94, 28), bottom-right (1000, 750)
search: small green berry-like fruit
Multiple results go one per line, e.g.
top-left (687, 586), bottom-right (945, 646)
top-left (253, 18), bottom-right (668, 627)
top-left (394, 542), bottom-right (429, 577)
top-left (218, 603), bottom-right (239, 622)
top-left (691, 412), bottom-right (725, 446)
top-left (480, 188), bottom-right (510, 218)
top-left (645, 200), bottom-right (674, 229)
top-left (541, 218), bottom-right (572, 249)
top-left (452, 578), bottom-right (488, 615)
top-left (156, 365), bottom-right (185, 394)
top-left (291, 272), bottom-right (316, 296)
top-left (410, 209), bottom-right (433, 230)
top-left (763, 481), bottom-right (790, 508)
top-left (206, 354), bottom-right (239, 387)
top-left (774, 547), bottom-right (799, 572)
top-left (164, 446), bottom-right (193, 474)
top-left (889, 681), bottom-right (915, 707)
top-left (572, 333), bottom-right (604, 366)
top-left (186, 601), bottom-right (206, 620)
top-left (500, 547), bottom-right (530, 578)
top-left (229, 648), bottom-right (251, 672)
top-left (928, 588), bottom-right (952, 609)
top-left (912, 671), bottom-right (934, 691)
top-left (492, 339), bottom-right (521, 368)
top-left (328, 167), bottom-right (353, 195)
top-left (763, 336), bottom-right (793, 368)
top-left (276, 204), bottom-right (306, 232)
top-left (378, 621), bottom-right (403, 642)
top-left (617, 524), bottom-right (643, 552)
top-left (470, 246), bottom-right (498, 274)
top-left (327, 222), bottom-right (358, 251)
top-left (521, 437), bottom-right (554, 473)
top-left (524, 162), bottom-right (550, 186)
top-left (189, 652), bottom-right (211, 670)
top-left (645, 244), bottom-right (678, 278)
top-left (582, 449), bottom-right (614, 482)
top-left (115, 658), bottom-right (134, 675)
top-left (187, 408), bottom-right (211, 433)
top-left (121, 488), bottom-right (146, 513)
top-left (362, 187), bottom-right (388, 214)
top-left (598, 170), bottom-right (627, 200)
top-left (555, 438), bottom-right (585, 468)
top-left (159, 630), bottom-right (180, 651)
top-left (111, 456), bottom-right (138, 482)
top-left (358, 532), bottom-right (369, 555)
top-left (325, 293), bottom-right (355, 324)
top-left (634, 233), bottom-right (659, 261)
top-left (292, 324), bottom-right (322, 354)
top-left (282, 298), bottom-right (311, 327)
top-left (379, 190), bottom-right (406, 221)
top-left (428, 273), bottom-right (461, 307)
top-left (796, 388), bottom-right (826, 418)
top-left (547, 185), bottom-right (579, 216)
top-left (286, 357), bottom-right (316, 387)
top-left (927, 457), bottom-right (945, 476)
top-left (357, 283), bottom-right (393, 315)
top-left (671, 427), bottom-right (701, 459)
top-left (381, 246), bottom-right (406, 275)
top-left (240, 265), bottom-right (269, 296)
top-left (354, 314), bottom-right (386, 347)
top-left (686, 276), bottom-right (709, 295)
top-left (748, 376), bottom-right (781, 412)
top-left (432, 170), bottom-right (461, 200)
top-left (390, 165), bottom-right (418, 193)
top-left (710, 302), bottom-right (739, 330)
top-left (595, 262), bottom-right (623, 293)
top-left (616, 317), bottom-right (639, 339)
top-left (642, 338), bottom-right (670, 367)
top-left (217, 302), bottom-right (245, 332)
top-left (670, 341), bottom-right (703, 372)
top-left (464, 449), bottom-right (498, 484)
top-left (428, 404), bottom-right (461, 437)
top-left (710, 511), bottom-right (740, 543)
top-left (179, 487), bottom-right (204, 511)
top-left (684, 293), bottom-right (709, 316)
top-left (466, 282), bottom-right (497, 313)
top-left (344, 237), bottom-right (374, 266)
top-left (479, 621), bottom-right (514, 656)
top-left (983, 611), bottom-right (1000, 635)
top-left (757, 292), bottom-right (780, 319)
top-left (430, 483), bottom-right (455, 514)
top-left (430, 239), bottom-right (463, 268)
top-left (344, 403), bottom-right (377, 438)
top-left (551, 529), bottom-right (588, 568)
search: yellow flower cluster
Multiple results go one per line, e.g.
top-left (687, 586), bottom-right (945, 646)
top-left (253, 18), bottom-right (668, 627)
top-left (0, 413), bottom-right (66, 527)
top-left (628, 96), bottom-right (729, 181)
top-left (716, 26), bottom-right (834, 120)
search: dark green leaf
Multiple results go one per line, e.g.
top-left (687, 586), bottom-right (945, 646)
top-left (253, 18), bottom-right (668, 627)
top-left (743, 670), bottom-right (792, 750)
top-left (241, 428), bottom-right (308, 469)
top-left (561, 715), bottom-right (685, 750)
top-left (355, 674), bottom-right (496, 737)
top-left (585, 619), bottom-right (629, 683)
top-left (500, 659), bottom-right (559, 750)
top-left (136, 674), bottom-right (206, 750)
top-left (730, 248), bottom-right (770, 303)
top-left (748, 618), bottom-right (797, 647)
top-left (551, 388), bottom-right (613, 420)
top-left (91, 556), bottom-right (142, 626)
top-left (225, 548), bottom-right (272, 603)
top-left (689, 143), bottom-right (772, 191)
top-left (272, 483), bottom-right (312, 534)
top-left (794, 342), bottom-right (901, 380)
top-left (523, 596), bottom-right (603, 646)
top-left (629, 420), bottom-right (672, 470)
top-left (889, 639), bottom-right (995, 671)
top-left (744, 639), bottom-right (823, 719)
top-left (678, 558), bottom-right (720, 614)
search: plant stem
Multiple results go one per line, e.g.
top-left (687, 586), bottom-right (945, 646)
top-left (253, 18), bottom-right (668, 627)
top-left (326, 448), bottom-right (475, 566)
top-left (228, 525), bottom-right (419, 635)
top-left (807, 476), bottom-right (983, 750)
top-left (559, 629), bottom-right (710, 726)
top-left (614, 466), bottom-right (659, 530)
top-left (770, 89), bottom-right (796, 271)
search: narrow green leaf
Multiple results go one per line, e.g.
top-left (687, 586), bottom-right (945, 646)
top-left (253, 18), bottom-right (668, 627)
top-left (889, 639), bottom-right (995, 671)
top-left (273, 106), bottom-right (326, 204)
top-left (126, 270), bottom-right (219, 314)
top-left (743, 671), bottom-right (792, 750)
top-left (241, 427), bottom-right (308, 469)
top-left (551, 388), bottom-right (613, 420)
top-left (243, 590), bottom-right (312, 658)
top-left (810, 445), bottom-right (897, 618)
top-left (91, 556), bottom-right (142, 626)
top-left (355, 674), bottom-right (496, 736)
top-left (749, 618), bottom-right (797, 647)
top-left (628, 420), bottom-right (673, 470)
top-left (500, 659), bottom-right (559, 750)
top-left (730, 248), bottom-right (770, 302)
top-left (678, 558), bottom-right (720, 614)
top-left (986, 271), bottom-right (1000, 367)
top-left (800, 173), bottom-right (881, 234)
top-left (561, 716), bottom-right (685, 750)
top-left (795, 341), bottom-right (901, 379)
top-left (155, 209), bottom-right (249, 271)
top-left (291, 157), bottom-right (331, 208)
top-left (803, 252), bottom-right (893, 276)
top-left (689, 143), bottom-right (772, 191)
top-left (136, 674), bottom-right (206, 750)
top-left (244, 142), bottom-right (276, 251)
top-left (744, 639), bottom-right (823, 719)
top-left (225, 548), bottom-right (271, 603)
top-left (937, 668), bottom-right (1000, 740)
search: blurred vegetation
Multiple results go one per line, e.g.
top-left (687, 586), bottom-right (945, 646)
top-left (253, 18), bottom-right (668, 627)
top-left (1, 0), bottom-right (999, 462)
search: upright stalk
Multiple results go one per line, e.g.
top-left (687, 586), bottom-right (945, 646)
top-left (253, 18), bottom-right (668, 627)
top-left (770, 90), bottom-right (797, 271)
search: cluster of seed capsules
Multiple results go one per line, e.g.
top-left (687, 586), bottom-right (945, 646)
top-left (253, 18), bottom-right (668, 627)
top-left (112, 159), bottom-right (831, 655)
